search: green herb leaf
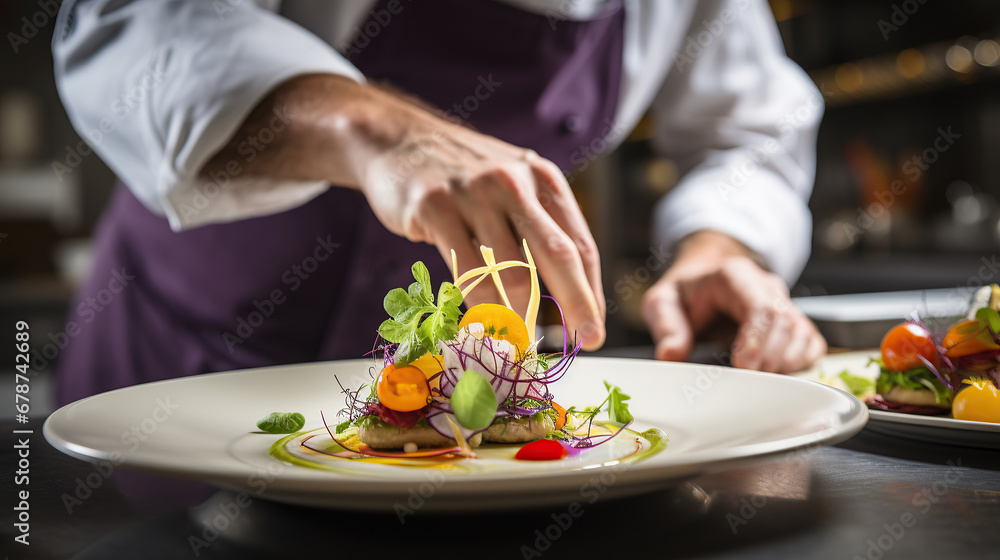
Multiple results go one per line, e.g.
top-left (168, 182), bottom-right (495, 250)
top-left (837, 370), bottom-right (876, 397)
top-left (603, 381), bottom-right (634, 424)
top-left (497, 326), bottom-right (509, 336)
top-left (450, 370), bottom-right (498, 430)
top-left (383, 288), bottom-right (419, 322)
top-left (379, 262), bottom-right (464, 367)
top-left (377, 319), bottom-right (410, 343)
top-left (256, 412), bottom-right (305, 434)
top-left (426, 282), bottom-right (463, 340)
top-left (411, 261), bottom-right (433, 302)
top-left (876, 370), bottom-right (953, 404)
top-left (536, 353), bottom-right (552, 371)
top-left (393, 333), bottom-right (426, 366)
top-left (977, 307), bottom-right (1000, 335)
top-left (503, 397), bottom-right (546, 409)
top-left (544, 428), bottom-right (572, 441)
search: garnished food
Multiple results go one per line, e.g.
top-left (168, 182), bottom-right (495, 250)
top-left (458, 303), bottom-right (531, 358)
top-left (832, 284), bottom-right (1000, 424)
top-left (376, 364), bottom-right (431, 412)
top-left (376, 261), bottom-right (463, 367)
top-left (872, 322), bottom-right (951, 411)
top-left (943, 314), bottom-right (1000, 365)
top-left (256, 412), bottom-right (306, 434)
top-left (880, 323), bottom-right (939, 372)
top-left (951, 378), bottom-right (1000, 423)
top-left (832, 370), bottom-right (876, 401)
top-left (256, 243), bottom-right (665, 467)
top-left (324, 242), bottom-right (646, 459)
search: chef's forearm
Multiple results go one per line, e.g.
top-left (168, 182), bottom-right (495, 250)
top-left (201, 74), bottom-right (419, 190)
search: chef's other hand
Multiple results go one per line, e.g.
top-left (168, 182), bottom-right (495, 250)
top-left (641, 231), bottom-right (826, 373)
top-left (203, 74), bottom-right (605, 350)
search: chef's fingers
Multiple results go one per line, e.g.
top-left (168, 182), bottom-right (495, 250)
top-left (695, 257), bottom-right (783, 370)
top-left (506, 195), bottom-right (605, 351)
top-left (453, 182), bottom-right (531, 313)
top-left (755, 309), bottom-right (794, 373)
top-left (709, 258), bottom-right (824, 373)
top-left (776, 316), bottom-right (811, 373)
top-left (802, 328), bottom-right (828, 370)
top-left (705, 258), bottom-right (780, 326)
top-left (731, 306), bottom-right (769, 371)
top-left (420, 196), bottom-right (502, 306)
top-left (780, 317), bottom-right (827, 373)
top-left (529, 156), bottom-right (606, 319)
top-left (643, 281), bottom-right (694, 362)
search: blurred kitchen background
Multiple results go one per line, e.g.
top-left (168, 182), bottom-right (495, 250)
top-left (584, 0), bottom-right (1000, 347)
top-left (3, 0), bottom-right (1000, 411)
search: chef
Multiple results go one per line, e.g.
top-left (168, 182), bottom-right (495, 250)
top-left (51, 0), bottom-right (827, 404)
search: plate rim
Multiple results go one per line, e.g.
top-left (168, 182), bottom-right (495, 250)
top-left (867, 410), bottom-right (1000, 433)
top-left (43, 357), bottom-right (869, 495)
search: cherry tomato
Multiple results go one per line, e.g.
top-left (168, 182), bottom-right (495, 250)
top-left (514, 439), bottom-right (568, 461)
top-left (376, 364), bottom-right (431, 412)
top-left (952, 378), bottom-right (1000, 424)
top-left (880, 323), bottom-right (938, 371)
top-left (943, 319), bottom-right (1000, 359)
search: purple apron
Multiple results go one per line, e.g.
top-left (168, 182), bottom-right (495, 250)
top-left (55, 0), bottom-right (624, 405)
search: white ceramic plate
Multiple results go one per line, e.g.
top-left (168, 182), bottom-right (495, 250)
top-left (798, 351), bottom-right (1000, 449)
top-left (44, 357), bottom-right (866, 511)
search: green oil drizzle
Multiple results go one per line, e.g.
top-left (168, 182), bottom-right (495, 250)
top-left (266, 425), bottom-right (669, 472)
top-left (267, 431), bottom-right (336, 471)
top-left (633, 427), bottom-right (669, 462)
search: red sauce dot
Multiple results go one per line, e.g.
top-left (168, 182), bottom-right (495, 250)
top-left (515, 439), bottom-right (568, 461)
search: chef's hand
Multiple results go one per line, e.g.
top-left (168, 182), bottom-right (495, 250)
top-left (642, 231), bottom-right (826, 373)
top-left (360, 91), bottom-right (606, 351)
top-left (203, 74), bottom-right (605, 350)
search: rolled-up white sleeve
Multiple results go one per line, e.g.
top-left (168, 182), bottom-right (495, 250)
top-left (649, 0), bottom-right (822, 284)
top-left (52, 0), bottom-right (364, 230)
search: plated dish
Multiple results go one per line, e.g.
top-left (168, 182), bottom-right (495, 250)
top-left (800, 352), bottom-right (1000, 450)
top-left (44, 356), bottom-right (866, 511)
top-left (44, 244), bottom-right (867, 510)
top-left (303, 243), bottom-right (648, 465)
top-left (815, 284), bottom-right (1000, 423)
top-left (795, 284), bottom-right (1000, 448)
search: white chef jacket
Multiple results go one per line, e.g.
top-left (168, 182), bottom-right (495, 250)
top-left (51, 0), bottom-right (822, 283)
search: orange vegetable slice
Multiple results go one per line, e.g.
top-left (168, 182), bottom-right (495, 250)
top-left (551, 401), bottom-right (568, 430)
top-left (458, 303), bottom-right (531, 358)
top-left (376, 364), bottom-right (431, 412)
top-left (943, 320), bottom-right (1000, 358)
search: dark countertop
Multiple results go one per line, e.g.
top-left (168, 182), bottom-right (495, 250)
top-left (4, 349), bottom-right (1000, 560)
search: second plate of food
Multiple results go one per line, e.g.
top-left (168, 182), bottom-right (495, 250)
top-left (798, 351), bottom-right (1000, 449)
